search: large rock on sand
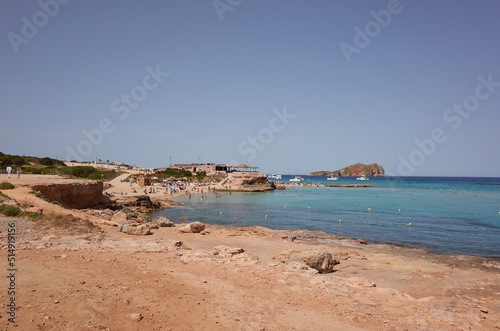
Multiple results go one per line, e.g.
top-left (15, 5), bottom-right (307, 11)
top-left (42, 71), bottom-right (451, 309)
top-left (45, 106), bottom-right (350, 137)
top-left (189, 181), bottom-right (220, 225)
top-left (111, 211), bottom-right (129, 223)
top-left (179, 222), bottom-right (205, 233)
top-left (274, 249), bottom-right (338, 273)
top-left (298, 250), bottom-right (338, 273)
top-left (151, 216), bottom-right (174, 227)
top-left (123, 224), bottom-right (151, 236)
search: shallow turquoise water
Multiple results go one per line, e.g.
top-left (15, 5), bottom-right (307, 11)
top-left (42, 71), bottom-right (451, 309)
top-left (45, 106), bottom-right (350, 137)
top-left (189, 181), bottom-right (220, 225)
top-left (151, 177), bottom-right (500, 257)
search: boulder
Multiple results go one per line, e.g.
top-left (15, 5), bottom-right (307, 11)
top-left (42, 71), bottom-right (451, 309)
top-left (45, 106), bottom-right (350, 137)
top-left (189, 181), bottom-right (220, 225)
top-left (123, 224), bottom-right (151, 236)
top-left (179, 222), bottom-right (205, 234)
top-left (272, 250), bottom-right (301, 263)
top-left (111, 211), bottom-right (128, 223)
top-left (147, 222), bottom-right (160, 229)
top-left (273, 249), bottom-right (338, 273)
top-left (129, 312), bottom-right (143, 321)
top-left (118, 222), bottom-right (132, 232)
top-left (298, 250), bottom-right (338, 273)
top-left (152, 216), bottom-right (175, 227)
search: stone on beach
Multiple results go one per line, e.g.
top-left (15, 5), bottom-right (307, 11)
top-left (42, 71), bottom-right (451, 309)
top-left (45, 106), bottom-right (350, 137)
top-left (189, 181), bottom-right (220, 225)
top-left (111, 211), bottom-right (129, 223)
top-left (274, 249), bottom-right (338, 273)
top-left (123, 224), bottom-right (151, 236)
top-left (179, 221), bottom-right (205, 233)
top-left (128, 312), bottom-right (143, 321)
top-left (212, 245), bottom-right (245, 256)
top-left (298, 250), bottom-right (338, 273)
top-left (151, 215), bottom-right (175, 227)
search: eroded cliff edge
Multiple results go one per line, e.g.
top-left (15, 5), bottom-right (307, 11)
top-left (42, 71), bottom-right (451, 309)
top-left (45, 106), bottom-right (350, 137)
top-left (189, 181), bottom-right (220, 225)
top-left (32, 181), bottom-right (111, 209)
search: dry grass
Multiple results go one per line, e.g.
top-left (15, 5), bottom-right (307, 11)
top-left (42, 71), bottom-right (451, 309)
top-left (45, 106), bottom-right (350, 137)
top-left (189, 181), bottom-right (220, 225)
top-left (33, 213), bottom-right (101, 235)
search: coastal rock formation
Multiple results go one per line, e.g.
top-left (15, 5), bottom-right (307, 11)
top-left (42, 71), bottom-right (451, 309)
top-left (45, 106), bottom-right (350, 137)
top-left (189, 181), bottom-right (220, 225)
top-left (111, 211), bottom-right (129, 223)
top-left (273, 249), bottom-right (339, 273)
top-left (219, 172), bottom-right (275, 192)
top-left (151, 215), bottom-right (174, 227)
top-left (326, 184), bottom-right (372, 188)
top-left (180, 221), bottom-right (206, 233)
top-left (308, 163), bottom-right (385, 177)
top-left (297, 250), bottom-right (338, 273)
top-left (212, 246), bottom-right (245, 257)
top-left (32, 181), bottom-right (111, 209)
top-left (114, 195), bottom-right (160, 209)
top-left (123, 224), bottom-right (151, 236)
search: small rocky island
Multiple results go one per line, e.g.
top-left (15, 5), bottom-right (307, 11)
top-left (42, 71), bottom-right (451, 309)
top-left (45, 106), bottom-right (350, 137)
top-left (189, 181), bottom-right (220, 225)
top-left (308, 163), bottom-right (386, 177)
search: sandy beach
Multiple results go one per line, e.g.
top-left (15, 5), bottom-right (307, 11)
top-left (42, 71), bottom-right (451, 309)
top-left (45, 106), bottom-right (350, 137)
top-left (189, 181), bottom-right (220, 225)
top-left (1, 174), bottom-right (499, 330)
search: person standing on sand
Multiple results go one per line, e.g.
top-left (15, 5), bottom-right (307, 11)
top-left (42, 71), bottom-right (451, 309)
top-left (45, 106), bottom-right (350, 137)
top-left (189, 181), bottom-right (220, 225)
top-left (16, 166), bottom-right (21, 179)
top-left (6, 166), bottom-right (12, 178)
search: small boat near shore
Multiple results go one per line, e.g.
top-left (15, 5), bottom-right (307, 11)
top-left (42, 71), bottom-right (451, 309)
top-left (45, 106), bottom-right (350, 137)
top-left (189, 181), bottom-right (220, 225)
top-left (327, 176), bottom-right (338, 181)
top-left (356, 175), bottom-right (369, 181)
top-left (289, 176), bottom-right (304, 182)
top-left (267, 174), bottom-right (282, 180)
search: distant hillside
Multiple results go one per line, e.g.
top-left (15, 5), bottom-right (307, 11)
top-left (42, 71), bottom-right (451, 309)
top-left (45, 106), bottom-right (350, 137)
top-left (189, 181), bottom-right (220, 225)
top-left (0, 152), bottom-right (65, 167)
top-left (308, 163), bottom-right (386, 177)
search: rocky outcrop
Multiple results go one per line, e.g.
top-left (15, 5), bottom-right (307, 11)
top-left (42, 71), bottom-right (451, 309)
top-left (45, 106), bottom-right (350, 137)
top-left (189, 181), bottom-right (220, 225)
top-left (32, 181), bottom-right (111, 209)
top-left (297, 250), bottom-right (338, 273)
top-left (219, 172), bottom-right (275, 192)
top-left (273, 249), bottom-right (339, 273)
top-left (150, 216), bottom-right (174, 227)
top-left (114, 195), bottom-right (160, 209)
top-left (326, 184), bottom-right (372, 187)
top-left (180, 221), bottom-right (206, 233)
top-left (212, 246), bottom-right (245, 257)
top-left (123, 224), bottom-right (151, 236)
top-left (111, 211), bottom-right (129, 224)
top-left (308, 163), bottom-right (386, 177)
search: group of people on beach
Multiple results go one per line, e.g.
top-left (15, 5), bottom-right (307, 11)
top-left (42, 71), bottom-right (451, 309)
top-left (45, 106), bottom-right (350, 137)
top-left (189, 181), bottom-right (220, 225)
top-left (5, 166), bottom-right (21, 179)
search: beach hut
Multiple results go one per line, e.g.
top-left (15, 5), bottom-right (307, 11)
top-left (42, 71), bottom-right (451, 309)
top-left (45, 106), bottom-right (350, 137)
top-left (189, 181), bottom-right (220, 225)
top-left (138, 176), bottom-right (150, 186)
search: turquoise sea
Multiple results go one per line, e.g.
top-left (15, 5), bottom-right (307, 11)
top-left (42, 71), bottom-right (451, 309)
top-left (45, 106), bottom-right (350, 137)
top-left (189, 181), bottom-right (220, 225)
top-left (150, 176), bottom-right (500, 258)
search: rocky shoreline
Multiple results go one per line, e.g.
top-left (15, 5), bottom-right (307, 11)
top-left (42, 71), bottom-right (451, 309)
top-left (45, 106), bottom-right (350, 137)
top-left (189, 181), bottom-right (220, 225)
top-left (1, 175), bottom-right (500, 330)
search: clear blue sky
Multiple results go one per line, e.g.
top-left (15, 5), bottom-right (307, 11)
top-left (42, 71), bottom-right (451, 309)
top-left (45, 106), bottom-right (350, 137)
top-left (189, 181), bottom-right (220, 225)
top-left (1, 0), bottom-right (499, 176)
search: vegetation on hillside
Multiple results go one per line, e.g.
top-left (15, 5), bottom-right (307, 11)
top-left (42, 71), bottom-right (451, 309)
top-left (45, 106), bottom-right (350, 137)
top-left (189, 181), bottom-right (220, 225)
top-left (0, 182), bottom-right (15, 190)
top-left (156, 168), bottom-right (193, 179)
top-left (0, 152), bottom-right (65, 167)
top-left (155, 168), bottom-right (207, 180)
top-left (0, 204), bottom-right (22, 217)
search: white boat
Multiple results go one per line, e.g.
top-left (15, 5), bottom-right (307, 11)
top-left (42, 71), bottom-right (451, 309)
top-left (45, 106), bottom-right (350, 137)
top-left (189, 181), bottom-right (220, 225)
top-left (289, 176), bottom-right (304, 182)
top-left (267, 174), bottom-right (282, 180)
top-left (356, 175), bottom-right (369, 181)
top-left (327, 175), bottom-right (338, 181)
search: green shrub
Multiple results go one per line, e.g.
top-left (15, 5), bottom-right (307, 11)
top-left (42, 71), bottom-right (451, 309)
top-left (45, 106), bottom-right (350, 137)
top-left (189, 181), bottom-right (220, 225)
top-left (25, 211), bottom-right (42, 221)
top-left (195, 171), bottom-right (207, 180)
top-left (157, 168), bottom-right (193, 179)
top-left (87, 170), bottom-right (117, 180)
top-left (0, 182), bottom-right (15, 190)
top-left (0, 204), bottom-right (22, 217)
top-left (0, 153), bottom-right (65, 167)
top-left (30, 191), bottom-right (43, 198)
top-left (59, 166), bottom-right (96, 178)
top-left (44, 198), bottom-right (63, 207)
top-left (22, 167), bottom-right (55, 175)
